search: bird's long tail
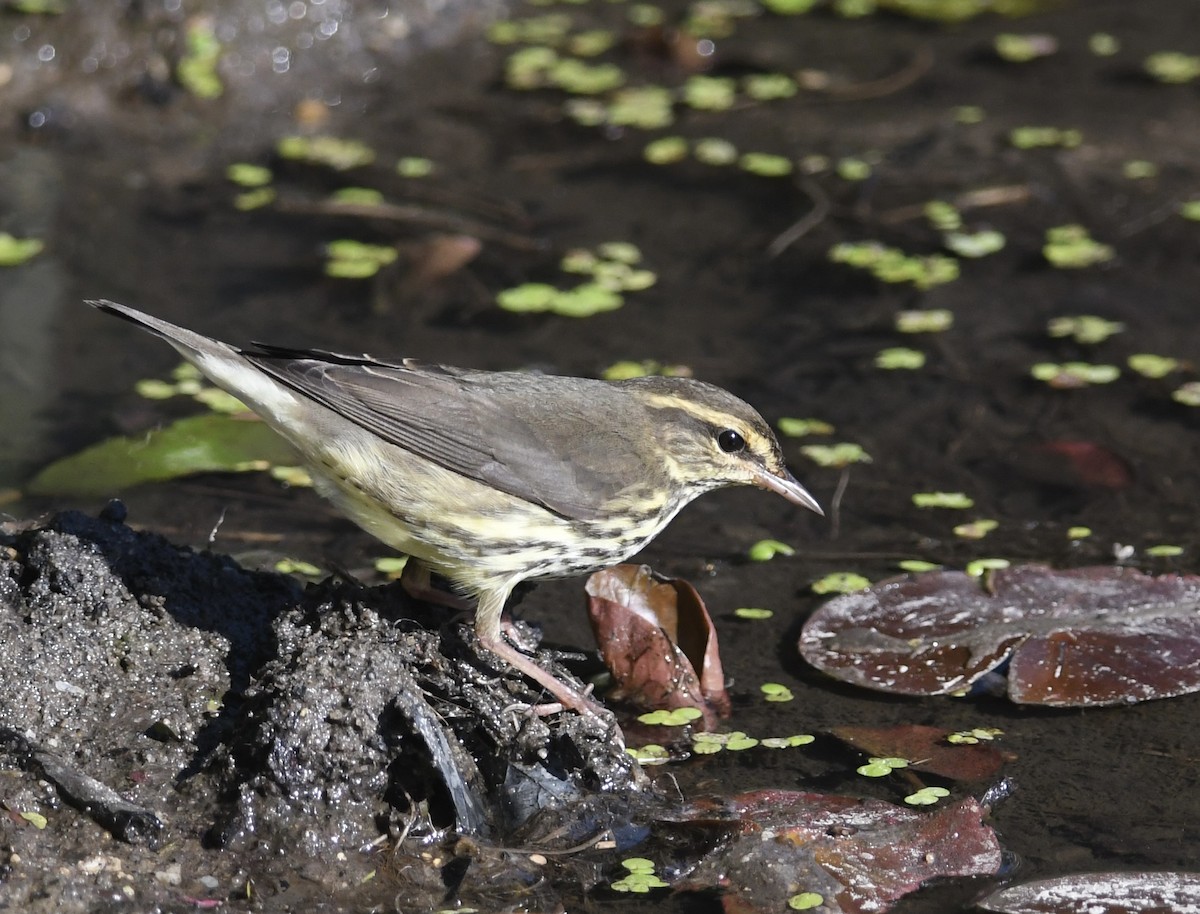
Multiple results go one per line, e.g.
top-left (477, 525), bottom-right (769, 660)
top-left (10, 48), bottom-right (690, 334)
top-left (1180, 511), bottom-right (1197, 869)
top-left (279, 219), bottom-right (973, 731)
top-left (87, 299), bottom-right (302, 422)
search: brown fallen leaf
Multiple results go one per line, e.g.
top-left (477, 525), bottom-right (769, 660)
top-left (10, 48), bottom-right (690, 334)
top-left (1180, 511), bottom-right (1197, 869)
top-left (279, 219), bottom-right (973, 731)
top-left (587, 564), bottom-right (730, 725)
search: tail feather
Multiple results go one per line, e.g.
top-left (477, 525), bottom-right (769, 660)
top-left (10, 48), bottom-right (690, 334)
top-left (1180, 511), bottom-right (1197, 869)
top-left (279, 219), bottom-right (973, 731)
top-left (87, 299), bottom-right (302, 424)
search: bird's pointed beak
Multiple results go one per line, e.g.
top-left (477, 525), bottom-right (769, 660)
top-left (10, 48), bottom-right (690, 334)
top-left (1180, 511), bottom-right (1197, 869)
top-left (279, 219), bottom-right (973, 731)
top-left (754, 466), bottom-right (824, 516)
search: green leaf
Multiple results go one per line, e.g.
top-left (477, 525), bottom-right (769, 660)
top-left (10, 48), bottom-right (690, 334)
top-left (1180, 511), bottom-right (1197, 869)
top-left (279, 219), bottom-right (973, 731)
top-left (27, 414), bottom-right (299, 497)
top-left (0, 233), bottom-right (44, 266)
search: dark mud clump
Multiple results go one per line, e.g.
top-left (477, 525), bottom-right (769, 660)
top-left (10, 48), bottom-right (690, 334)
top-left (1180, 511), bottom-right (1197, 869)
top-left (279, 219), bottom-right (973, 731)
top-left (0, 507), bottom-right (645, 912)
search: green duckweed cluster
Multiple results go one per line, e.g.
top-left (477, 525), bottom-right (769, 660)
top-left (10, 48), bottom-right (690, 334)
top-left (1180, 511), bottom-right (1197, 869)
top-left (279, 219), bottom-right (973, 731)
top-left (497, 242), bottom-right (656, 317)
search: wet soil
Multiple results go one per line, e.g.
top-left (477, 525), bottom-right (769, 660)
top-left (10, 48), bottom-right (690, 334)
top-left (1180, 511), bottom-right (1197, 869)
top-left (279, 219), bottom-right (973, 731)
top-left (2, 0), bottom-right (1200, 911)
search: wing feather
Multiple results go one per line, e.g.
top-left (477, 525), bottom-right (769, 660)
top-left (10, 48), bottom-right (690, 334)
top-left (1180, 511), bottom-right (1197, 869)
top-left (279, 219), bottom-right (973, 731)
top-left (241, 346), bottom-right (635, 520)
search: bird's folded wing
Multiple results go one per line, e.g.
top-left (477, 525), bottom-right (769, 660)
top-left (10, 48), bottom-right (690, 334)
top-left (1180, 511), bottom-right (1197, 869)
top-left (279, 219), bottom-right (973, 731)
top-left (244, 349), bottom-right (628, 521)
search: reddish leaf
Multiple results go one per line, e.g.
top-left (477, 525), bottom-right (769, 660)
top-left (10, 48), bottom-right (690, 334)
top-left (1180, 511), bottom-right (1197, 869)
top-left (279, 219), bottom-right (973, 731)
top-left (587, 564), bottom-right (731, 723)
top-left (831, 724), bottom-right (1011, 783)
top-left (1027, 441), bottom-right (1133, 489)
top-left (977, 871), bottom-right (1200, 914)
top-left (678, 789), bottom-right (1003, 914)
top-left (799, 565), bottom-right (1200, 706)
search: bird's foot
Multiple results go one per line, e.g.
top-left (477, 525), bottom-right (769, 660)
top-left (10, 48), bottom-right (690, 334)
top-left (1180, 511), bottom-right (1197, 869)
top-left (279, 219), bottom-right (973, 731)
top-left (481, 634), bottom-right (611, 721)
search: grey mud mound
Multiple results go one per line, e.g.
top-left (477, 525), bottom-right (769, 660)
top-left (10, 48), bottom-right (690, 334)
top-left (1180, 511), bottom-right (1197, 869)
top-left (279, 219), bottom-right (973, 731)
top-left (0, 508), bottom-right (644, 912)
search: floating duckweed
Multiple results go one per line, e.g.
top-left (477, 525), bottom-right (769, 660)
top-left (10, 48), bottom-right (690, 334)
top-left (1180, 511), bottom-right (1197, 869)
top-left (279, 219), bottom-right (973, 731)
top-left (1067, 526), bottom-right (1092, 540)
top-left (628, 3), bottom-right (666, 26)
top-left (601, 360), bottom-right (691, 380)
top-left (763, 0), bottom-right (820, 10)
top-left (225, 163), bottom-right (272, 187)
top-left (684, 75), bottom-right (737, 111)
top-left (278, 134), bottom-right (375, 170)
top-left (836, 157), bottom-right (872, 181)
top-left (896, 309), bottom-right (954, 333)
top-left (811, 572), bottom-right (871, 595)
top-left (397, 156), bottom-right (435, 178)
top-left (947, 727), bottom-right (1002, 744)
top-left (743, 72), bottom-right (798, 100)
top-left (966, 557), bottom-right (1011, 576)
top-left (506, 45), bottom-right (560, 89)
top-left (172, 363), bottom-right (202, 381)
top-left (178, 18), bottom-right (223, 99)
top-left (1146, 544), bottom-right (1184, 557)
top-left (501, 244), bottom-right (654, 317)
top-left (924, 200), bottom-right (962, 231)
top-left (486, 19), bottom-right (522, 44)
top-left (726, 733), bottom-right (759, 750)
top-left (787, 893), bottom-right (825, 911)
top-left (761, 682), bottom-right (795, 702)
top-left (644, 136), bottom-right (689, 164)
top-left (330, 187), bottom-right (385, 206)
top-left (954, 519), bottom-right (998, 539)
top-left (1089, 32), bottom-right (1120, 56)
top-left (778, 417), bottom-right (835, 437)
top-left (905, 786), bottom-right (951, 806)
top-left (875, 347), bottom-right (926, 370)
top-left (604, 360), bottom-right (653, 380)
top-left (1144, 51), bottom-right (1200, 84)
top-left (762, 734), bottom-right (815, 748)
top-left (764, 0), bottom-right (819, 11)
top-left (944, 229), bottom-right (1006, 258)
top-left (1043, 224), bottom-right (1114, 268)
top-left (269, 466), bottom-right (312, 488)
top-left (135, 379), bottom-right (178, 400)
top-left (1178, 200), bottom-right (1200, 221)
top-left (598, 241), bottom-right (642, 264)
top-left (551, 283), bottom-right (624, 317)
top-left (693, 137), bottom-right (739, 166)
top-left (954, 105), bottom-right (985, 124)
top-left (1123, 160), bottom-right (1158, 180)
top-left (570, 29), bottom-right (617, 57)
top-left (913, 491), bottom-right (974, 509)
top-left (898, 559), bottom-right (941, 572)
top-left (857, 756), bottom-right (908, 777)
top-left (735, 607), bottom-right (774, 620)
top-left (566, 100), bottom-right (609, 128)
top-left (551, 58), bottom-right (626, 95)
top-left (748, 539), bottom-right (795, 561)
top-left (608, 86), bottom-right (674, 129)
top-left (1009, 126), bottom-right (1083, 149)
top-left (561, 249), bottom-right (600, 274)
top-left (233, 188), bottom-right (276, 211)
top-left (325, 240), bottom-right (398, 279)
top-left (275, 558), bottom-right (322, 577)
top-left (1172, 381), bottom-right (1200, 406)
top-left (994, 33), bottom-right (1058, 63)
top-left (496, 283), bottom-right (559, 313)
top-left (800, 442), bottom-right (871, 467)
top-left (828, 241), bottom-right (959, 290)
top-left (0, 233), bottom-right (44, 266)
top-left (739, 152), bottom-right (793, 177)
top-left (611, 857), bottom-right (669, 893)
top-left (834, 0), bottom-right (875, 18)
top-left (637, 707), bottom-right (703, 726)
top-left (627, 744), bottom-right (671, 764)
top-left (489, 13), bottom-right (572, 46)
top-left (1030, 362), bottom-right (1120, 388)
top-left (1048, 315), bottom-right (1124, 344)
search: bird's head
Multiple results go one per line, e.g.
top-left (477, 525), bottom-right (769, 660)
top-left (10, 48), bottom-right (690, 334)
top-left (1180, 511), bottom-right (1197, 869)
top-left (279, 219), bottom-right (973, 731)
top-left (619, 376), bottom-right (823, 516)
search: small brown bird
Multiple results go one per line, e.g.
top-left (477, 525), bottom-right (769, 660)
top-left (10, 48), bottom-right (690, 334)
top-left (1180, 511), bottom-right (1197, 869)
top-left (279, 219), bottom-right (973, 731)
top-left (89, 300), bottom-right (822, 715)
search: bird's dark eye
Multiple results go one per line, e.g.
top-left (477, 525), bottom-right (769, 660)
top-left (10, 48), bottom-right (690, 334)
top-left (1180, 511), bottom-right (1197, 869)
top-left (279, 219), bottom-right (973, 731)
top-left (717, 429), bottom-right (746, 453)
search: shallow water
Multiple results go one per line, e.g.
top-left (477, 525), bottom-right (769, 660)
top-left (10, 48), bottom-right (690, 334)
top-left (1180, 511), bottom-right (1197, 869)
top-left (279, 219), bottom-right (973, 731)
top-left (3, 0), bottom-right (1200, 910)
